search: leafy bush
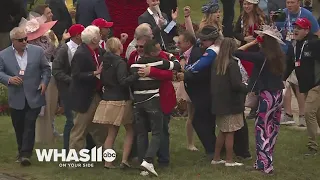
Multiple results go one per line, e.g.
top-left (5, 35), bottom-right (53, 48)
top-left (0, 84), bottom-right (9, 115)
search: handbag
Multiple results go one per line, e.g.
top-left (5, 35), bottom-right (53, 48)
top-left (245, 59), bottom-right (266, 108)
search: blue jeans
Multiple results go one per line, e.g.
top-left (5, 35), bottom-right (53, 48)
top-left (60, 98), bottom-right (74, 150)
top-left (157, 113), bottom-right (170, 165)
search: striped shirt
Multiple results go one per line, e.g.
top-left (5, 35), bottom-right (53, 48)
top-left (130, 56), bottom-right (181, 104)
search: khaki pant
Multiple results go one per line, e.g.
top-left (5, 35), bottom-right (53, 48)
top-left (69, 93), bottom-right (107, 152)
top-left (36, 77), bottom-right (59, 143)
top-left (305, 86), bottom-right (320, 150)
top-left (0, 32), bottom-right (11, 51)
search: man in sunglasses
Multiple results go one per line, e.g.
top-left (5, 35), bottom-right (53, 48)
top-left (284, 17), bottom-right (320, 156)
top-left (0, 27), bottom-right (51, 166)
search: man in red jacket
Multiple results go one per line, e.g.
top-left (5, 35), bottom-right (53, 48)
top-left (128, 35), bottom-right (176, 167)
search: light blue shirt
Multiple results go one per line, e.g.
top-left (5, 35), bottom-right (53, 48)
top-left (12, 45), bottom-right (28, 70)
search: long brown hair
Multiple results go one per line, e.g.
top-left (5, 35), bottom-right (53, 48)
top-left (260, 35), bottom-right (285, 75)
top-left (241, 4), bottom-right (266, 36)
top-left (214, 38), bottom-right (238, 75)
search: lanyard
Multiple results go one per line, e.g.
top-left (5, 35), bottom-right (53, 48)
top-left (287, 8), bottom-right (301, 32)
top-left (294, 40), bottom-right (307, 61)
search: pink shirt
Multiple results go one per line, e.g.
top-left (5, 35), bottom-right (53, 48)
top-left (183, 46), bottom-right (193, 64)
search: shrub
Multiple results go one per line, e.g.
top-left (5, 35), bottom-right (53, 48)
top-left (0, 84), bottom-right (9, 115)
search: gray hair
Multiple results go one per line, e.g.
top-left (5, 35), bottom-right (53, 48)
top-left (81, 25), bottom-right (100, 44)
top-left (134, 23), bottom-right (152, 39)
top-left (10, 27), bottom-right (26, 40)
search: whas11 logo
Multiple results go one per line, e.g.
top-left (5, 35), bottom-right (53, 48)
top-left (35, 147), bottom-right (116, 168)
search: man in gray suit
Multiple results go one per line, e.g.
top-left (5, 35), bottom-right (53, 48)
top-left (0, 27), bottom-right (51, 166)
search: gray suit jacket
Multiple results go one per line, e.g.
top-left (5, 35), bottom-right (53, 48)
top-left (0, 44), bottom-right (51, 110)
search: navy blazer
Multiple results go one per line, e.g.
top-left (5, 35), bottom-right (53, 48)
top-left (76, 0), bottom-right (111, 27)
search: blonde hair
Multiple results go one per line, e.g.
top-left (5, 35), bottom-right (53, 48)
top-left (199, 13), bottom-right (223, 33)
top-left (241, 4), bottom-right (266, 37)
top-left (214, 38), bottom-right (238, 75)
top-left (106, 37), bottom-right (122, 53)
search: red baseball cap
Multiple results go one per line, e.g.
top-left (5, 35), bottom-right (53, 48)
top-left (68, 24), bottom-right (85, 37)
top-left (91, 18), bottom-right (113, 29)
top-left (293, 18), bottom-right (311, 29)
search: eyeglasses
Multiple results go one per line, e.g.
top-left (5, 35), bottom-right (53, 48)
top-left (135, 45), bottom-right (144, 49)
top-left (15, 37), bottom-right (28, 42)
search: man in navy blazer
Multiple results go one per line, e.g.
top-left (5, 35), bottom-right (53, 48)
top-left (0, 27), bottom-right (51, 166)
top-left (75, 0), bottom-right (112, 27)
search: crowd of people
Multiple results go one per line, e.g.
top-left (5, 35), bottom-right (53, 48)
top-left (1, 0), bottom-right (320, 177)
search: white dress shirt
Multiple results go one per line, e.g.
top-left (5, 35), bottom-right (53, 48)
top-left (12, 45), bottom-right (28, 71)
top-left (66, 39), bottom-right (79, 57)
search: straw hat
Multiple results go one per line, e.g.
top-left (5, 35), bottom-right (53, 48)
top-left (245, 0), bottom-right (259, 4)
top-left (254, 25), bottom-right (285, 45)
top-left (19, 13), bottom-right (57, 41)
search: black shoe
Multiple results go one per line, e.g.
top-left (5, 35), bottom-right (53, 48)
top-left (20, 157), bottom-right (31, 166)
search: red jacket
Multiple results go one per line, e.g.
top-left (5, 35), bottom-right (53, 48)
top-left (128, 51), bottom-right (176, 114)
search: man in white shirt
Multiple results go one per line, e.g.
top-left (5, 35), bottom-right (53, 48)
top-left (138, 0), bottom-right (178, 51)
top-left (52, 24), bottom-right (84, 150)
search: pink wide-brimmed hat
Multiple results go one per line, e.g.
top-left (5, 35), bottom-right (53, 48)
top-left (19, 13), bottom-right (57, 41)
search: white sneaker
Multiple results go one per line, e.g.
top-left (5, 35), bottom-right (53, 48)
top-left (225, 162), bottom-right (244, 167)
top-left (280, 114), bottom-right (295, 125)
top-left (141, 160), bottom-right (158, 177)
top-left (211, 160), bottom-right (226, 165)
top-left (299, 116), bottom-right (306, 127)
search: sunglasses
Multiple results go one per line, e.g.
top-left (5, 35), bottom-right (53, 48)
top-left (15, 37), bottom-right (28, 42)
top-left (135, 45), bottom-right (144, 49)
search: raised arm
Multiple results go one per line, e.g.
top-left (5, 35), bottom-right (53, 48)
top-left (183, 6), bottom-right (196, 37)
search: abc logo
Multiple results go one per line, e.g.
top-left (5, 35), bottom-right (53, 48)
top-left (103, 149), bottom-right (116, 162)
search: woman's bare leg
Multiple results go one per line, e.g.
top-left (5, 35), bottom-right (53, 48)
top-left (104, 125), bottom-right (120, 168)
top-left (122, 124), bottom-right (134, 165)
top-left (213, 131), bottom-right (225, 161)
top-left (225, 132), bottom-right (235, 163)
top-left (186, 102), bottom-right (198, 151)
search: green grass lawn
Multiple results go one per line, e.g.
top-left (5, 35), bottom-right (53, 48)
top-left (0, 115), bottom-right (320, 180)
